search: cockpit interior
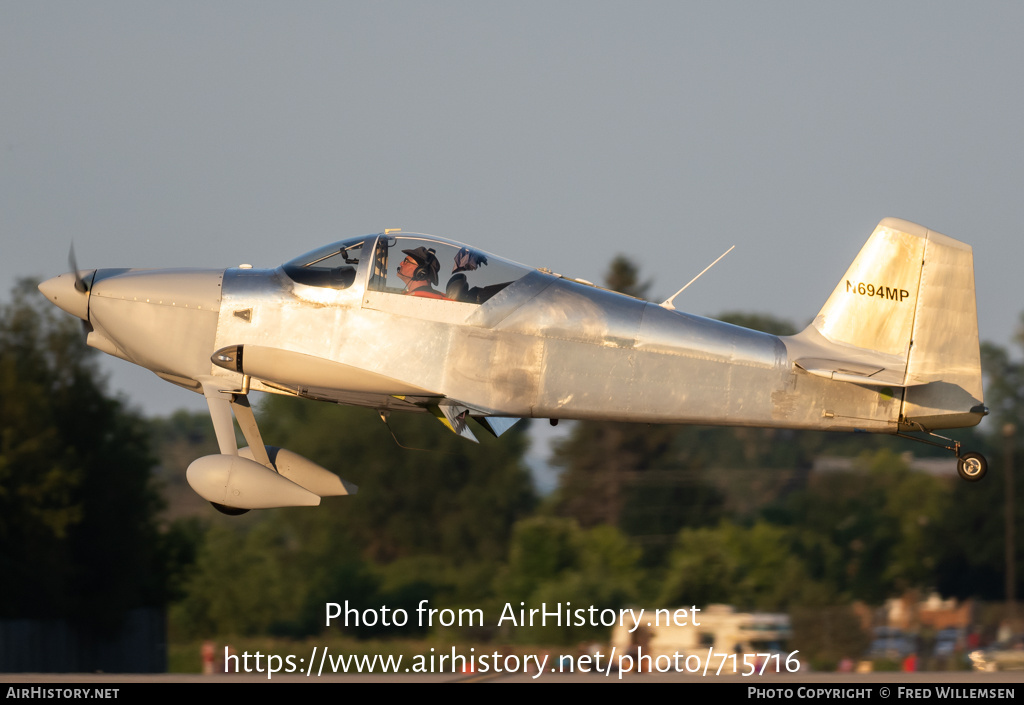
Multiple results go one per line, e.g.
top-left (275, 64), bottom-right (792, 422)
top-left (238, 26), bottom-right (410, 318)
top-left (281, 232), bottom-right (529, 304)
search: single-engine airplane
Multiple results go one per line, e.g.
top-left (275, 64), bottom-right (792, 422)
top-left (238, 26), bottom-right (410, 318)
top-left (39, 218), bottom-right (989, 514)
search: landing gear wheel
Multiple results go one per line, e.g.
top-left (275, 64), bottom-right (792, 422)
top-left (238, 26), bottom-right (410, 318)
top-left (957, 452), bottom-right (988, 482)
top-left (211, 502), bottom-right (250, 516)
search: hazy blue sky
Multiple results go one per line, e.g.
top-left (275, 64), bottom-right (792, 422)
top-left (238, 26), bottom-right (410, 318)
top-left (3, 2), bottom-right (1023, 458)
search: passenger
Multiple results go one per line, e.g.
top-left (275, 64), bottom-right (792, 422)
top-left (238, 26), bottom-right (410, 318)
top-left (396, 247), bottom-right (447, 299)
top-left (446, 247), bottom-right (489, 302)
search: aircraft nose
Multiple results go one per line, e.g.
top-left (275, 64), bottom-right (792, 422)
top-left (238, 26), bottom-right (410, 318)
top-left (38, 271), bottom-right (93, 321)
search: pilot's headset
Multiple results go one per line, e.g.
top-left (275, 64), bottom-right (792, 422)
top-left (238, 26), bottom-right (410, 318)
top-left (403, 247), bottom-right (441, 285)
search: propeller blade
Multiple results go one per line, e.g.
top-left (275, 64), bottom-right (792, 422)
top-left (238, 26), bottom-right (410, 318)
top-left (68, 243), bottom-right (88, 293)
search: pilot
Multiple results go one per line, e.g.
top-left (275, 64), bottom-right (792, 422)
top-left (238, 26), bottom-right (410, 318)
top-left (396, 246), bottom-right (447, 299)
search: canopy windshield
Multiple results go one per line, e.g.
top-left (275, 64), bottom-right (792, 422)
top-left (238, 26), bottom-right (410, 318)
top-left (369, 234), bottom-right (531, 303)
top-left (282, 236), bottom-right (368, 290)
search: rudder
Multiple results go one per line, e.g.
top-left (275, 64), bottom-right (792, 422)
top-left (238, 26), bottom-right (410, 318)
top-left (900, 223), bottom-right (984, 429)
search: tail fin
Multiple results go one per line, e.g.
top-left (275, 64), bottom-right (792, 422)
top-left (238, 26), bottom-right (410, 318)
top-left (789, 218), bottom-right (984, 430)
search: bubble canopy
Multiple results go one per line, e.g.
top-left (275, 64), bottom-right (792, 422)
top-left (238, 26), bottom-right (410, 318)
top-left (282, 233), bottom-right (531, 303)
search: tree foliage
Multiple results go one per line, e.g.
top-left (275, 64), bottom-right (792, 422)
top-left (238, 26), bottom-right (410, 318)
top-left (495, 516), bottom-right (641, 643)
top-left (603, 255), bottom-right (651, 299)
top-left (762, 449), bottom-right (953, 602)
top-left (981, 317), bottom-right (1024, 430)
top-left (716, 312), bottom-right (799, 336)
top-left (658, 520), bottom-right (827, 610)
top-left (552, 421), bottom-right (726, 551)
top-left (171, 394), bottom-right (537, 637)
top-left (255, 394), bottom-right (536, 564)
top-left (0, 280), bottom-right (165, 625)
top-left (926, 316), bottom-right (1024, 600)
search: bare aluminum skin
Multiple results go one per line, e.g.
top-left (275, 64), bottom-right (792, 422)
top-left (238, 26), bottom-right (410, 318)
top-left (208, 222), bottom-right (982, 434)
top-left (37, 218), bottom-right (988, 507)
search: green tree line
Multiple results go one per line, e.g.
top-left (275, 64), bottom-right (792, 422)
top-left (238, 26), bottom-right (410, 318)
top-left (2, 267), bottom-right (1023, 652)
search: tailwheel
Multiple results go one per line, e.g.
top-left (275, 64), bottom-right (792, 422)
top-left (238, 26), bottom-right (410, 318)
top-left (957, 452), bottom-right (988, 482)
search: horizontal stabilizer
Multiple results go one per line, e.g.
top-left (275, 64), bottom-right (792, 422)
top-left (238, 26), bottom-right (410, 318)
top-left (794, 357), bottom-right (906, 387)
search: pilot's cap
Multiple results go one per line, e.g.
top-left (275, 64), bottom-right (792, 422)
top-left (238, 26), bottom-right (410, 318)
top-left (402, 247), bottom-right (440, 285)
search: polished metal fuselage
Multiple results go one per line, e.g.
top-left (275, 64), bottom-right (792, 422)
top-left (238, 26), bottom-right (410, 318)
top-left (44, 224), bottom-right (982, 437)
top-left (207, 263), bottom-right (900, 433)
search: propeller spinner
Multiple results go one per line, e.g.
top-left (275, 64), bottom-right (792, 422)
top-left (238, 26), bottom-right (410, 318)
top-left (38, 245), bottom-right (94, 322)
